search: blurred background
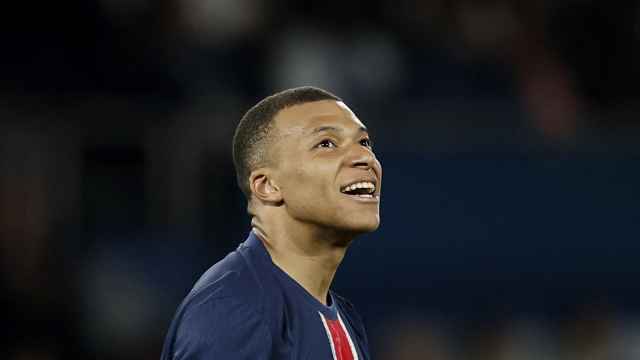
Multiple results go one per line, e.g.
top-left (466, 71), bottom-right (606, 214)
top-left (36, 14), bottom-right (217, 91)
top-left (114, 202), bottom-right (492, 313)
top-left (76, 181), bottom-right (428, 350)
top-left (2, 0), bottom-right (640, 358)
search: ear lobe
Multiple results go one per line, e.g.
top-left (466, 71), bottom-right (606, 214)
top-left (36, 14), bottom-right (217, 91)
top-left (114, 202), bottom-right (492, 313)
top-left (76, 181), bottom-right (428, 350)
top-left (250, 171), bottom-right (283, 204)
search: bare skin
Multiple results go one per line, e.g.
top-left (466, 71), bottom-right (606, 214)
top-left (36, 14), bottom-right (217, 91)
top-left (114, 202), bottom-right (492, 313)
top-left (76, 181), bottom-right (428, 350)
top-left (248, 100), bottom-right (382, 305)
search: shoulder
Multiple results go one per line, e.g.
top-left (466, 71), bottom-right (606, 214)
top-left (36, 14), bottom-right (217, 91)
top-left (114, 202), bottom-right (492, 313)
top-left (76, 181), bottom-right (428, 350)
top-left (168, 292), bottom-right (272, 359)
top-left (178, 247), bottom-right (267, 330)
top-left (176, 290), bottom-right (268, 349)
top-left (188, 243), bottom-right (268, 306)
top-left (162, 247), bottom-right (276, 359)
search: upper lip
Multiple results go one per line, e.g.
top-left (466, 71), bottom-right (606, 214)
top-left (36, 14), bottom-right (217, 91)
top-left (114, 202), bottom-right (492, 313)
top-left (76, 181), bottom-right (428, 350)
top-left (340, 177), bottom-right (378, 193)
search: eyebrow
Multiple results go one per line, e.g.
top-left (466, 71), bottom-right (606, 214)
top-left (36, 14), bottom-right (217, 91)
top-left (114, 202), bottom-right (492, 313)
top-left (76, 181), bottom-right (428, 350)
top-left (310, 125), bottom-right (368, 135)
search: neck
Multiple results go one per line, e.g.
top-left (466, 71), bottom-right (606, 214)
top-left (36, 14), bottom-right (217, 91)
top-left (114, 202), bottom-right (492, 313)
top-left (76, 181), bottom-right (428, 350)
top-left (252, 216), bottom-right (355, 306)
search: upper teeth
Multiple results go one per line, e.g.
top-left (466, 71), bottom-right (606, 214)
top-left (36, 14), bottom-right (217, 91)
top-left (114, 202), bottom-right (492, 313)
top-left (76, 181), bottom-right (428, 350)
top-left (342, 181), bottom-right (376, 193)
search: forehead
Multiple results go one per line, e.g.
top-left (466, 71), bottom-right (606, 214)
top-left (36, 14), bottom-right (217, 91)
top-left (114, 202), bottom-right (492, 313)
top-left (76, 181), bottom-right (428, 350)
top-left (273, 100), bottom-right (366, 137)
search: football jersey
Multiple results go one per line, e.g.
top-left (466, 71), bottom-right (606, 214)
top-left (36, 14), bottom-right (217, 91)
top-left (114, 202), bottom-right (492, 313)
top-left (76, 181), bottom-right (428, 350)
top-left (160, 231), bottom-right (370, 359)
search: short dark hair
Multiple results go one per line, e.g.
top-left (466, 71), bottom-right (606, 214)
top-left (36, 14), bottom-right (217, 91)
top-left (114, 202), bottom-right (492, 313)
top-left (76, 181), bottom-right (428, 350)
top-left (232, 86), bottom-right (341, 199)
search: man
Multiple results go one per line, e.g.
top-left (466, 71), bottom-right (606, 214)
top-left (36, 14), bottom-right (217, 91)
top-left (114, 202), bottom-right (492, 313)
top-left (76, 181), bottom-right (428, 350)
top-left (161, 86), bottom-right (382, 359)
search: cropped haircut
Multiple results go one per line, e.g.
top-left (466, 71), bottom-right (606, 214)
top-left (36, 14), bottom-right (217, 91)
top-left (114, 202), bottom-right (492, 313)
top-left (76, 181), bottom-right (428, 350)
top-left (232, 86), bottom-right (341, 199)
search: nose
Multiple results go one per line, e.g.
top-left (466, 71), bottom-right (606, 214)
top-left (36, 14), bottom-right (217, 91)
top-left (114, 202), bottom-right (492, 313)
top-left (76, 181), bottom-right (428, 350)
top-left (347, 143), bottom-right (376, 170)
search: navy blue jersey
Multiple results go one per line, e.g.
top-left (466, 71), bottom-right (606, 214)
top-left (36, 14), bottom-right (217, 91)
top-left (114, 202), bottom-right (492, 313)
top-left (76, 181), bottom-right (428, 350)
top-left (160, 232), bottom-right (370, 359)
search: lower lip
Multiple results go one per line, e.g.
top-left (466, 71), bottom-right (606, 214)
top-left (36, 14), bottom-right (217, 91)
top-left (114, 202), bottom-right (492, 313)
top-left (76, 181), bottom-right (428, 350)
top-left (340, 193), bottom-right (380, 203)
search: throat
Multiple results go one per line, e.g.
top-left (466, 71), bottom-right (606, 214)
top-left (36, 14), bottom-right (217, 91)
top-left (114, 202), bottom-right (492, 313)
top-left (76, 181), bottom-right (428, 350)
top-left (257, 229), bottom-right (347, 306)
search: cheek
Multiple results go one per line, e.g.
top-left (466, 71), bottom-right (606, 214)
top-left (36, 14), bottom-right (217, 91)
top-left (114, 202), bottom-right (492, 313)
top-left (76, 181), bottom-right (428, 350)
top-left (280, 161), bottom-right (336, 202)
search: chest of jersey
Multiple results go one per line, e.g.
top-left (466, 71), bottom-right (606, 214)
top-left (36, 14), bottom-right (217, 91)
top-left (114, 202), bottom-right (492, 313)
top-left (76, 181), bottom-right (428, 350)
top-left (273, 303), bottom-right (365, 360)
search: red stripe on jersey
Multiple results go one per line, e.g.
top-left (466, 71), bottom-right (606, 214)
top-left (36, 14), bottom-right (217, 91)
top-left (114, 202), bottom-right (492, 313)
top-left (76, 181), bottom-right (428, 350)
top-left (325, 318), bottom-right (354, 360)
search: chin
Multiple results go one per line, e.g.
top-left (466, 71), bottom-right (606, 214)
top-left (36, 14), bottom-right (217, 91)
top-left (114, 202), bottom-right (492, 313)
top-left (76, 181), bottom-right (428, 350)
top-left (339, 215), bottom-right (380, 234)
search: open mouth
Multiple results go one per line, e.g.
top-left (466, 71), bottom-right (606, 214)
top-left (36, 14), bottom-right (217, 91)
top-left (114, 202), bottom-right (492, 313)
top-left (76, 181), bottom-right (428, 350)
top-left (340, 180), bottom-right (377, 199)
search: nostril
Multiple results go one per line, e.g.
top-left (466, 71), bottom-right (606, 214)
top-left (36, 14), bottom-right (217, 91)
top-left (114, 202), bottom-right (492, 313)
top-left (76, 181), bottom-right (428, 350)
top-left (353, 161), bottom-right (370, 169)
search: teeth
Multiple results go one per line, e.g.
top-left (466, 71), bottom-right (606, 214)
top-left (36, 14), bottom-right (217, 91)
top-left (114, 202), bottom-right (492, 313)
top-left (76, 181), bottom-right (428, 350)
top-left (341, 181), bottom-right (376, 194)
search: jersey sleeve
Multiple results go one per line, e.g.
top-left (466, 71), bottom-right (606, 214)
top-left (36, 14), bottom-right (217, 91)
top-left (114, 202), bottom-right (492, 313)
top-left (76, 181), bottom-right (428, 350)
top-left (168, 296), bottom-right (272, 360)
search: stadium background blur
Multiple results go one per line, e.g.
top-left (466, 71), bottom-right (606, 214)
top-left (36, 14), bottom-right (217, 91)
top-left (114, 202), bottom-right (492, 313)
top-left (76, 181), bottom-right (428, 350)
top-left (2, 0), bottom-right (640, 359)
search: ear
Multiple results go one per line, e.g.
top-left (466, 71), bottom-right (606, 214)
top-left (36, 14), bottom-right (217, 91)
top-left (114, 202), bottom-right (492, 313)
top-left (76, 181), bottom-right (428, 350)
top-left (249, 169), bottom-right (283, 204)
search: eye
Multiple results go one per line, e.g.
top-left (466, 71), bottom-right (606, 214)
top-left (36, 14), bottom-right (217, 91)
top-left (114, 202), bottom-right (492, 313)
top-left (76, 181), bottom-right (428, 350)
top-left (360, 138), bottom-right (373, 149)
top-left (316, 139), bottom-right (337, 148)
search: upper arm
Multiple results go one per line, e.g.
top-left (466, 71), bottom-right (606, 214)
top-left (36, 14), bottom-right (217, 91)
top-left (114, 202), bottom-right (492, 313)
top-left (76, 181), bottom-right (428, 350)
top-left (171, 297), bottom-right (272, 360)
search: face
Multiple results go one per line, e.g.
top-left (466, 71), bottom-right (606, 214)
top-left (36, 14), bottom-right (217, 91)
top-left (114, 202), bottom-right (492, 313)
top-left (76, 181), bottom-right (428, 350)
top-left (269, 100), bottom-right (382, 234)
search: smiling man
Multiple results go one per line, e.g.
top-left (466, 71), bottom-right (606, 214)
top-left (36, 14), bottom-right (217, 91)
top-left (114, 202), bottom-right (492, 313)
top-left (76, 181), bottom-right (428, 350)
top-left (161, 87), bottom-right (382, 360)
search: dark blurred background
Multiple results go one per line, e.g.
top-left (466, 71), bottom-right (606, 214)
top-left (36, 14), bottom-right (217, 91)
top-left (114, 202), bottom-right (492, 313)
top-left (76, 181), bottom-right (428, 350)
top-left (2, 0), bottom-right (640, 358)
